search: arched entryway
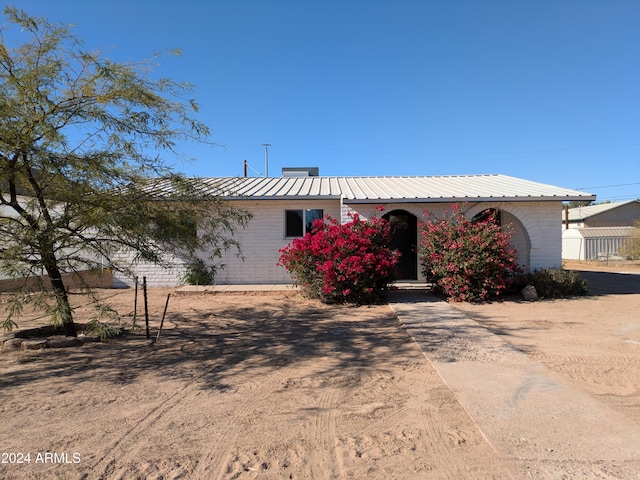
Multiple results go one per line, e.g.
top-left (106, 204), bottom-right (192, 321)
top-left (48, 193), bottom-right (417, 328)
top-left (383, 210), bottom-right (418, 280)
top-left (472, 208), bottom-right (531, 271)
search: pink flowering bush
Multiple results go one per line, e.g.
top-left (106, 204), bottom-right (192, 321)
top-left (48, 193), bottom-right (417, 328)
top-left (419, 205), bottom-right (521, 302)
top-left (278, 212), bottom-right (400, 304)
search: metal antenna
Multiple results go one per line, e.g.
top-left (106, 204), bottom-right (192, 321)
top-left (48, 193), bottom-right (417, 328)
top-left (261, 144), bottom-right (271, 177)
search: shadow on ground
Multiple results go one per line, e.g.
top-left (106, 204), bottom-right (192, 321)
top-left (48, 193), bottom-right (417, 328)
top-left (577, 270), bottom-right (640, 295)
top-left (0, 295), bottom-right (417, 393)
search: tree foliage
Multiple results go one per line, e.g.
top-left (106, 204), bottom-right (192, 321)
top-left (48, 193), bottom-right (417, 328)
top-left (0, 8), bottom-right (250, 335)
top-left (565, 200), bottom-right (593, 209)
top-left (619, 218), bottom-right (640, 260)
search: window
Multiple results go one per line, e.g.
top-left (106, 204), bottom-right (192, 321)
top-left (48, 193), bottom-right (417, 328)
top-left (285, 210), bottom-right (303, 237)
top-left (285, 209), bottom-right (323, 237)
top-left (387, 213), bottom-right (409, 231)
top-left (305, 209), bottom-right (323, 233)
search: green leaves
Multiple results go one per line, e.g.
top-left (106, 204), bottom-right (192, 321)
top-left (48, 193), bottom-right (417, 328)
top-left (0, 8), bottom-right (249, 332)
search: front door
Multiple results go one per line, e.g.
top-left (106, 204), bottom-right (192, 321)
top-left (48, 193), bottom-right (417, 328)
top-left (384, 210), bottom-right (418, 280)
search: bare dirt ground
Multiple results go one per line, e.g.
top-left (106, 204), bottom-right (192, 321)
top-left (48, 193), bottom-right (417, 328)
top-left (0, 260), bottom-right (639, 479)
top-left (451, 260), bottom-right (640, 432)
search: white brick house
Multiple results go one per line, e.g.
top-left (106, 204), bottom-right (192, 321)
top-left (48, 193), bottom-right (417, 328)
top-left (113, 173), bottom-right (595, 286)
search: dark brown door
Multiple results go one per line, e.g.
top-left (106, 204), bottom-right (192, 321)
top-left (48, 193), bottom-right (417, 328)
top-left (384, 210), bottom-right (418, 280)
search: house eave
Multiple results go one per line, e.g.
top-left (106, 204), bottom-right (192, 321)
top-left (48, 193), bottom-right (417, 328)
top-left (344, 195), bottom-right (597, 204)
top-left (221, 195), bottom-right (343, 202)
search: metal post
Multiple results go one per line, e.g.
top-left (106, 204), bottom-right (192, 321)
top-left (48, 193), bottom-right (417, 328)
top-left (132, 276), bottom-right (139, 329)
top-left (155, 293), bottom-right (171, 342)
top-left (143, 276), bottom-right (150, 339)
top-left (262, 143), bottom-right (271, 177)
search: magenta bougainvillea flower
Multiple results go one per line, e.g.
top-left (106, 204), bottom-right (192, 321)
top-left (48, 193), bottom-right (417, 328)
top-left (278, 211), bottom-right (399, 304)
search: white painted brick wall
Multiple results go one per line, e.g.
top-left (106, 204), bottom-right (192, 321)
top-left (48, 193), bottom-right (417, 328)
top-left (215, 199), bottom-right (341, 284)
top-left (111, 199), bottom-right (341, 286)
top-left (111, 199), bottom-right (564, 287)
top-left (110, 250), bottom-right (187, 288)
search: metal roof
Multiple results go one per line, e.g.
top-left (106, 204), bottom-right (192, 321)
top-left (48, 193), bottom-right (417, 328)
top-left (565, 200), bottom-right (640, 222)
top-left (188, 174), bottom-right (595, 203)
top-left (571, 226), bottom-right (637, 238)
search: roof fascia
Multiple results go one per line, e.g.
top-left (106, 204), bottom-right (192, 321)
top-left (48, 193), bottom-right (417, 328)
top-left (221, 195), bottom-right (343, 201)
top-left (344, 195), bottom-right (597, 204)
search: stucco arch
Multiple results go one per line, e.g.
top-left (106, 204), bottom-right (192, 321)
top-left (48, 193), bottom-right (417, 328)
top-left (465, 202), bottom-right (534, 271)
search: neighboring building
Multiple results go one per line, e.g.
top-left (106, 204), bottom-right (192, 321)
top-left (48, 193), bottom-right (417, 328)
top-left (562, 200), bottom-right (640, 229)
top-left (562, 227), bottom-right (638, 261)
top-left (561, 200), bottom-right (640, 261)
top-left (113, 171), bottom-right (596, 287)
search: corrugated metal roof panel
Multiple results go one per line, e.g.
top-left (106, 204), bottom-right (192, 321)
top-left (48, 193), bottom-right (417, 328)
top-left (566, 200), bottom-right (639, 221)
top-left (574, 226), bottom-right (636, 238)
top-left (155, 174), bottom-right (596, 202)
top-left (330, 175), bottom-right (595, 202)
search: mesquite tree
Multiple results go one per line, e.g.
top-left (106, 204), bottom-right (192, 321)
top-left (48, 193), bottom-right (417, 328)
top-left (0, 8), bottom-right (250, 335)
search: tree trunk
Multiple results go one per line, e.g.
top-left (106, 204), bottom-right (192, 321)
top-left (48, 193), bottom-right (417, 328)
top-left (43, 259), bottom-right (77, 337)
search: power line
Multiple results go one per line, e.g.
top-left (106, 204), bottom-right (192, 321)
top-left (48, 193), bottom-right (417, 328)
top-left (576, 182), bottom-right (640, 190)
top-left (592, 195), bottom-right (640, 201)
top-left (243, 161), bottom-right (264, 177)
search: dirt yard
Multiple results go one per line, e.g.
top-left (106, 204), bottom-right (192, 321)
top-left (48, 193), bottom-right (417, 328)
top-left (0, 261), bottom-right (639, 479)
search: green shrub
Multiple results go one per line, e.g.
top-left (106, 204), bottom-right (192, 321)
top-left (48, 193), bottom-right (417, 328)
top-left (181, 259), bottom-right (220, 285)
top-left (514, 268), bottom-right (588, 298)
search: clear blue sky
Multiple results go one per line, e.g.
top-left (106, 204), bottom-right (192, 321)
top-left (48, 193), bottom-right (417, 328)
top-left (7, 1), bottom-right (640, 202)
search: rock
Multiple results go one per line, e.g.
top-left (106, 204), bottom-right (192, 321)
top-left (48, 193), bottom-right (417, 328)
top-left (22, 338), bottom-right (49, 350)
top-left (2, 338), bottom-right (23, 351)
top-left (521, 284), bottom-right (539, 302)
top-left (47, 336), bottom-right (83, 348)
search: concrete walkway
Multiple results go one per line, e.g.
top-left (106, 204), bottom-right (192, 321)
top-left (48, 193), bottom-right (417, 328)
top-left (387, 291), bottom-right (640, 479)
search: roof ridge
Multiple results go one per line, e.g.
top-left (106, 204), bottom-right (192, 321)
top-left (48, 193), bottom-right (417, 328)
top-left (187, 173), bottom-right (502, 180)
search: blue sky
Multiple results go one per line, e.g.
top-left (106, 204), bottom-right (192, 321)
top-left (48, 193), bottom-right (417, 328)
top-left (6, 1), bottom-right (640, 202)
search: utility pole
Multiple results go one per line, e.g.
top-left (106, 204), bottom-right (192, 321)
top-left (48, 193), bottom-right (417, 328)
top-left (261, 144), bottom-right (271, 177)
